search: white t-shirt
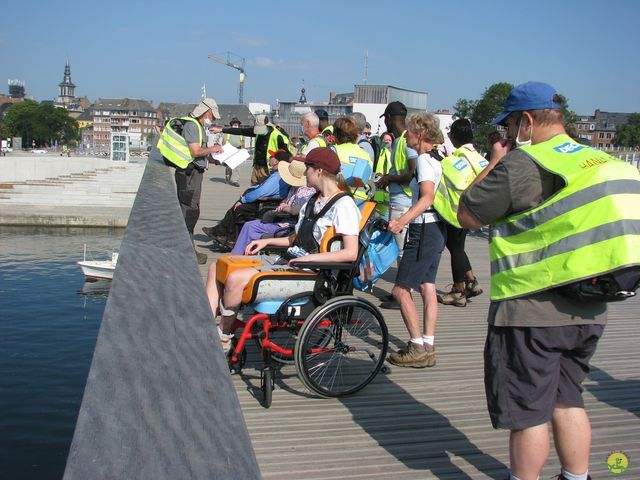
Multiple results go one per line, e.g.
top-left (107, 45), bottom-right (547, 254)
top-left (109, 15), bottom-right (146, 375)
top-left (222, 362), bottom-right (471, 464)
top-left (410, 153), bottom-right (442, 224)
top-left (295, 193), bottom-right (362, 245)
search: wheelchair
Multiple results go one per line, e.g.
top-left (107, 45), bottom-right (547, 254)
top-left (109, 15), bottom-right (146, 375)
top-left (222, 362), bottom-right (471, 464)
top-left (215, 201), bottom-right (389, 407)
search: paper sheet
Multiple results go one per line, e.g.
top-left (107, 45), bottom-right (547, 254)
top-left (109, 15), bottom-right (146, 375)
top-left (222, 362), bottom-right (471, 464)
top-left (212, 143), bottom-right (250, 169)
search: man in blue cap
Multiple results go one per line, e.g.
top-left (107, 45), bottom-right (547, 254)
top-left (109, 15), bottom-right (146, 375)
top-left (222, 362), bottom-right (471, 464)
top-left (458, 82), bottom-right (640, 480)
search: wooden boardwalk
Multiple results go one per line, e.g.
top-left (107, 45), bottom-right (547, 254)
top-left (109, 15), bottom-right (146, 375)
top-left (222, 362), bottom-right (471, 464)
top-left (196, 162), bottom-right (640, 479)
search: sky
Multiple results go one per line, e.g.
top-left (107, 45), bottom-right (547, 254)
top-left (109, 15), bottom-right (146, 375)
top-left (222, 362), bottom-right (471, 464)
top-left (2, 0), bottom-right (639, 115)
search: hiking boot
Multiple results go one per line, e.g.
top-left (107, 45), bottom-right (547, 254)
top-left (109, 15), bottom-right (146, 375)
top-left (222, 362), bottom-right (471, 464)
top-left (196, 251), bottom-right (207, 264)
top-left (388, 342), bottom-right (435, 368)
top-left (465, 278), bottom-right (483, 298)
top-left (438, 286), bottom-right (467, 307)
top-left (211, 233), bottom-right (231, 247)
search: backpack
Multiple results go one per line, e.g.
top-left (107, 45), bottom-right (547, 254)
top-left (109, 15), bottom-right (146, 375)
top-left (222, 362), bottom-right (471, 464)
top-left (556, 266), bottom-right (640, 303)
top-left (353, 218), bottom-right (400, 292)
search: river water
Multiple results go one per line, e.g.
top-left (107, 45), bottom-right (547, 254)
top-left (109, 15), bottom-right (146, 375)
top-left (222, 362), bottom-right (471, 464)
top-left (0, 226), bottom-right (124, 480)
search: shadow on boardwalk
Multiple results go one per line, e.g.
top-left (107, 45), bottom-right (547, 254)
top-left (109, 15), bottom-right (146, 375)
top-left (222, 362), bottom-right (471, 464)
top-left (339, 369), bottom-right (508, 479)
top-left (586, 366), bottom-right (640, 418)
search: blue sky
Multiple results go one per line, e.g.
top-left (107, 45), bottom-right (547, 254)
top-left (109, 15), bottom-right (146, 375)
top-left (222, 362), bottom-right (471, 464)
top-left (2, 0), bottom-right (639, 115)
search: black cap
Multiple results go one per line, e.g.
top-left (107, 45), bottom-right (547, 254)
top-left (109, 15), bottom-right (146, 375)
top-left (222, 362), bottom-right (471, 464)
top-left (230, 116), bottom-right (241, 125)
top-left (380, 101), bottom-right (407, 118)
top-left (314, 108), bottom-right (329, 120)
top-left (269, 149), bottom-right (292, 162)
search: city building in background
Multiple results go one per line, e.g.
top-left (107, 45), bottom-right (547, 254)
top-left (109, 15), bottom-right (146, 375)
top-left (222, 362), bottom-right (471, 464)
top-left (574, 110), bottom-right (634, 149)
top-left (89, 98), bottom-right (158, 152)
top-left (276, 84), bottom-right (428, 139)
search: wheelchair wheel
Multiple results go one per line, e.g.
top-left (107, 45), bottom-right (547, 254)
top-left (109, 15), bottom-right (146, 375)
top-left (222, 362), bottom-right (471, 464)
top-left (261, 367), bottom-right (275, 408)
top-left (294, 296), bottom-right (388, 398)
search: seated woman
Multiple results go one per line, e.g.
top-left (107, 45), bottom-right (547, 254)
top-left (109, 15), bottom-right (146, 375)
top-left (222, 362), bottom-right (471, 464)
top-left (230, 159), bottom-right (316, 254)
top-left (205, 147), bottom-right (362, 352)
top-left (202, 149), bottom-right (292, 248)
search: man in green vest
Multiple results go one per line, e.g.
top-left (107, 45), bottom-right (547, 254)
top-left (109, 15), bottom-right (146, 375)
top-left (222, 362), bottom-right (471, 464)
top-left (458, 82), bottom-right (640, 480)
top-left (164, 98), bottom-right (224, 265)
top-left (315, 108), bottom-right (335, 145)
top-left (294, 111), bottom-right (328, 160)
top-left (211, 114), bottom-right (290, 185)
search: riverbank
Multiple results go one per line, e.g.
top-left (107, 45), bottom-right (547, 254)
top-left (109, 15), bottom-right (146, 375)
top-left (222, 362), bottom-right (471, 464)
top-left (0, 153), bottom-right (145, 227)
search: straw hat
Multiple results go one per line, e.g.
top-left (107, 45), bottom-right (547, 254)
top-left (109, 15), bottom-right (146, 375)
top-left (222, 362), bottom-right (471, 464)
top-left (278, 160), bottom-right (307, 187)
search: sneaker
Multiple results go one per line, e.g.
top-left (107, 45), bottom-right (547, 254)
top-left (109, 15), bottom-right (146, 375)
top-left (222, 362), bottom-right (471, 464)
top-left (196, 251), bottom-right (207, 264)
top-left (465, 278), bottom-right (483, 298)
top-left (230, 181), bottom-right (240, 187)
top-left (388, 342), bottom-right (436, 368)
top-left (438, 287), bottom-right (467, 307)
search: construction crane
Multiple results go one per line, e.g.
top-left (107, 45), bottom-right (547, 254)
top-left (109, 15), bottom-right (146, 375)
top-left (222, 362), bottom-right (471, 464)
top-left (207, 52), bottom-right (246, 104)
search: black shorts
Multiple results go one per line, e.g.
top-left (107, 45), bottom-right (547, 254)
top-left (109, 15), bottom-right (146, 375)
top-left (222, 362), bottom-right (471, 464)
top-left (484, 324), bottom-right (604, 430)
top-left (395, 222), bottom-right (446, 290)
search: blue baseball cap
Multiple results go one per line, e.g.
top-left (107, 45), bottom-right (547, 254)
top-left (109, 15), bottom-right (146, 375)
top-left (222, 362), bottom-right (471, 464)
top-left (491, 82), bottom-right (563, 125)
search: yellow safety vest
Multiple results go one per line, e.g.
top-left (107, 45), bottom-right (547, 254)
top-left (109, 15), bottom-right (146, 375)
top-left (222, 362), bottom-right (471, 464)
top-left (225, 132), bottom-right (244, 148)
top-left (433, 146), bottom-right (487, 228)
top-left (335, 143), bottom-right (373, 202)
top-left (310, 134), bottom-right (328, 148)
top-left (264, 127), bottom-right (291, 172)
top-left (456, 145), bottom-right (488, 174)
top-left (373, 146), bottom-right (391, 215)
top-left (156, 116), bottom-right (202, 169)
top-left (392, 131), bottom-right (412, 197)
top-left (489, 134), bottom-right (640, 301)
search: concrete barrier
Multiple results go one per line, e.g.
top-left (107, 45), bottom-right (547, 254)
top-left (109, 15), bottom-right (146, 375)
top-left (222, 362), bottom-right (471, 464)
top-left (63, 149), bottom-right (261, 479)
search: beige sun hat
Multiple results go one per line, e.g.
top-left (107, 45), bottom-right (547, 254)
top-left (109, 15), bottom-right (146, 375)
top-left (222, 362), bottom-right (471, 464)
top-left (191, 98), bottom-right (220, 119)
top-left (253, 114), bottom-right (269, 135)
top-left (278, 159), bottom-right (307, 187)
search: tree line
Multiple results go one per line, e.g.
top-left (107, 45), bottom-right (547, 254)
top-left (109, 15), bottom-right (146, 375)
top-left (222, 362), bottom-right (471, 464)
top-left (1, 100), bottom-right (80, 148)
top-left (1, 89), bottom-right (638, 151)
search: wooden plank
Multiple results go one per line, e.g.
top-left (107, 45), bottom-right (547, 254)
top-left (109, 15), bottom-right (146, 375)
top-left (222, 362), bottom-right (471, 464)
top-left (197, 161), bottom-right (640, 479)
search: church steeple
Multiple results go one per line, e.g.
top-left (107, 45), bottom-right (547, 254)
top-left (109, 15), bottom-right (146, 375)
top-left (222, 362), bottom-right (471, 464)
top-left (57, 61), bottom-right (76, 108)
top-left (298, 80), bottom-right (307, 104)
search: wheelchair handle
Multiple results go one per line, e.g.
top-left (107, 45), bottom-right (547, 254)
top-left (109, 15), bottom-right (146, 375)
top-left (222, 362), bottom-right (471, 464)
top-left (289, 260), bottom-right (354, 271)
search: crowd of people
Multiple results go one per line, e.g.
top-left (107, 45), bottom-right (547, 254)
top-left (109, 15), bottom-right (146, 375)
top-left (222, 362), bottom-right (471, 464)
top-left (157, 83), bottom-right (640, 480)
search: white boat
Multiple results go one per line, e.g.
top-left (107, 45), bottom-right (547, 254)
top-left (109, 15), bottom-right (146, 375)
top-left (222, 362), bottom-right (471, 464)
top-left (78, 246), bottom-right (118, 280)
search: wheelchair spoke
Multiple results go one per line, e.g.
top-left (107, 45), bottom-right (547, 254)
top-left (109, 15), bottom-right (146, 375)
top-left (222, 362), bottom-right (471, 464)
top-left (295, 297), bottom-right (388, 398)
